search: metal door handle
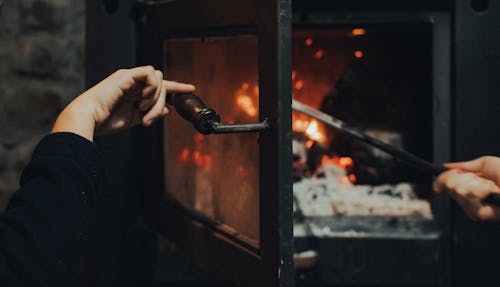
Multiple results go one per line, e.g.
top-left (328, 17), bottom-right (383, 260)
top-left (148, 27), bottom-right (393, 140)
top-left (166, 93), bottom-right (270, 134)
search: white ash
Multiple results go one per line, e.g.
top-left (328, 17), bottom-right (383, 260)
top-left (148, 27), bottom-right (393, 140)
top-left (293, 163), bottom-right (433, 219)
top-left (292, 139), bottom-right (308, 162)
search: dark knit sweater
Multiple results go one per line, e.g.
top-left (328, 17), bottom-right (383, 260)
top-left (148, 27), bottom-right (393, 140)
top-left (0, 132), bottom-right (102, 286)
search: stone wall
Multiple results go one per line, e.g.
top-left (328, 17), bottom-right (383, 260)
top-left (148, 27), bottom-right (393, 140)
top-left (0, 0), bottom-right (85, 211)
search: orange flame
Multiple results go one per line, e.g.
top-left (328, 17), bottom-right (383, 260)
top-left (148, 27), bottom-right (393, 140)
top-left (305, 120), bottom-right (324, 142)
top-left (305, 38), bottom-right (313, 47)
top-left (236, 94), bottom-right (258, 117)
top-left (351, 28), bottom-right (366, 36)
top-left (178, 148), bottom-right (212, 170)
top-left (314, 49), bottom-right (325, 59)
top-left (179, 148), bottom-right (190, 162)
top-left (295, 80), bottom-right (304, 90)
top-left (293, 119), bottom-right (310, 133)
top-left (354, 50), bottom-right (364, 58)
top-left (348, 173), bottom-right (357, 183)
top-left (319, 155), bottom-right (356, 183)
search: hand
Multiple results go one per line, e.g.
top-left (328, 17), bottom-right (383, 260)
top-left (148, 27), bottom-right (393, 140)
top-left (52, 66), bottom-right (195, 141)
top-left (433, 156), bottom-right (500, 220)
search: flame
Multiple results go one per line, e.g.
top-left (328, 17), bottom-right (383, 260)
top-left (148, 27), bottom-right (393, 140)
top-left (339, 157), bottom-right (354, 169)
top-left (305, 120), bottom-right (324, 142)
top-left (293, 119), bottom-right (310, 133)
top-left (351, 28), bottom-right (366, 36)
top-left (314, 49), bottom-right (325, 59)
top-left (320, 155), bottom-right (355, 170)
top-left (236, 94), bottom-right (258, 117)
top-left (348, 173), bottom-right (357, 183)
top-left (179, 148), bottom-right (190, 162)
top-left (354, 50), bottom-right (364, 58)
top-left (294, 80), bottom-right (304, 91)
top-left (237, 165), bottom-right (248, 177)
top-left (253, 85), bottom-right (259, 96)
top-left (305, 140), bottom-right (314, 149)
top-left (178, 148), bottom-right (212, 170)
top-left (305, 38), bottom-right (313, 47)
top-left (292, 70), bottom-right (297, 80)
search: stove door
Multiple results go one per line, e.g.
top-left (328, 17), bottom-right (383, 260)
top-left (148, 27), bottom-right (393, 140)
top-left (135, 1), bottom-right (293, 286)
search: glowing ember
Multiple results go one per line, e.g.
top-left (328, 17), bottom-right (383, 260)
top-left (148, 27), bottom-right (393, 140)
top-left (236, 94), bottom-right (258, 117)
top-left (241, 82), bottom-right (250, 90)
top-left (305, 38), bottom-right (313, 47)
top-left (354, 50), bottom-right (364, 58)
top-left (292, 70), bottom-right (297, 80)
top-left (293, 119), bottom-right (310, 133)
top-left (295, 80), bottom-right (304, 91)
top-left (179, 148), bottom-right (190, 162)
top-left (252, 85), bottom-right (259, 95)
top-left (237, 165), bottom-right (248, 177)
top-left (306, 120), bottom-right (324, 142)
top-left (320, 155), bottom-right (355, 170)
top-left (351, 28), bottom-right (366, 36)
top-left (314, 49), bottom-right (325, 59)
top-left (339, 157), bottom-right (354, 169)
top-left (305, 140), bottom-right (314, 149)
top-left (348, 173), bottom-right (357, 183)
top-left (178, 148), bottom-right (212, 170)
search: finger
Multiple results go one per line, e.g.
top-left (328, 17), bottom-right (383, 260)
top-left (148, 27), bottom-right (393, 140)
top-left (137, 98), bottom-right (155, 111)
top-left (162, 106), bottom-right (169, 116)
top-left (433, 169), bottom-right (459, 193)
top-left (128, 65), bottom-right (158, 85)
top-left (477, 205), bottom-right (500, 221)
top-left (126, 66), bottom-right (161, 100)
top-left (444, 157), bottom-right (484, 172)
top-left (142, 78), bottom-right (167, 127)
top-left (163, 80), bottom-right (196, 93)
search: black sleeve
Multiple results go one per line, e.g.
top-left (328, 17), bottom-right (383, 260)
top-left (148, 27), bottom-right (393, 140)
top-left (0, 132), bottom-right (103, 287)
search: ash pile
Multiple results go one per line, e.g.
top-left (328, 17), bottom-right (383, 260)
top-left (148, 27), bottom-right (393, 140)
top-left (292, 134), bottom-right (434, 238)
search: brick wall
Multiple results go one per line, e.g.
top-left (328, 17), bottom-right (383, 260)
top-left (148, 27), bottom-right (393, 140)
top-left (0, 0), bottom-right (85, 211)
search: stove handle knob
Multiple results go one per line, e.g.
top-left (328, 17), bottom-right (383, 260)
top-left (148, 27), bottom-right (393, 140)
top-left (166, 93), bottom-right (270, 135)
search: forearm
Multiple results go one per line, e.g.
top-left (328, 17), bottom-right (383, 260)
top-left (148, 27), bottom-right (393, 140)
top-left (0, 133), bottom-right (102, 286)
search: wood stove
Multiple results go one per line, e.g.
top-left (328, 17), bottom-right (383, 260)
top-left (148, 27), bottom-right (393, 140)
top-left (86, 0), bottom-right (500, 286)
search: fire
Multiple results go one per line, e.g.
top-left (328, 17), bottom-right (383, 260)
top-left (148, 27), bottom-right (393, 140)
top-left (305, 120), bottom-right (324, 142)
top-left (237, 165), bottom-right (248, 177)
top-left (320, 155), bottom-right (357, 183)
top-left (314, 49), bottom-right (325, 59)
top-left (179, 148), bottom-right (190, 162)
top-left (339, 157), bottom-right (354, 168)
top-left (354, 50), bottom-right (364, 58)
top-left (305, 140), bottom-right (314, 149)
top-left (305, 38), bottom-right (313, 47)
top-left (178, 147), bottom-right (212, 170)
top-left (351, 28), bottom-right (366, 36)
top-left (293, 119), bottom-right (310, 133)
top-left (294, 80), bottom-right (304, 91)
top-left (236, 94), bottom-right (258, 117)
top-left (348, 173), bottom-right (357, 183)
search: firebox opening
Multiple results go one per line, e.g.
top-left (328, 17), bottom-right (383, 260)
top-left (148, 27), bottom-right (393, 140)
top-left (292, 24), bottom-right (435, 239)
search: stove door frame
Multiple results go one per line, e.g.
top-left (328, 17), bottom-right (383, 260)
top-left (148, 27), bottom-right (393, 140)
top-left (134, 1), bottom-right (293, 286)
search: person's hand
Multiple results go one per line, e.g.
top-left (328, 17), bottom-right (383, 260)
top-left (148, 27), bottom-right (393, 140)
top-left (433, 156), bottom-right (500, 220)
top-left (52, 66), bottom-right (195, 141)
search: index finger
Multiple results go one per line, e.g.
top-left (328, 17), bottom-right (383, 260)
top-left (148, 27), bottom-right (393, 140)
top-left (444, 158), bottom-right (483, 172)
top-left (163, 80), bottom-right (196, 93)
